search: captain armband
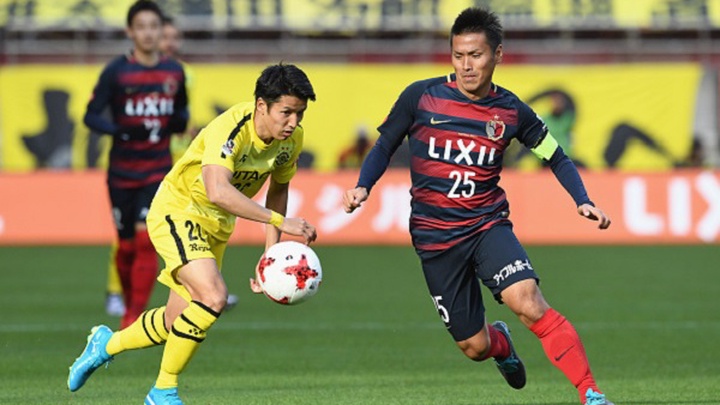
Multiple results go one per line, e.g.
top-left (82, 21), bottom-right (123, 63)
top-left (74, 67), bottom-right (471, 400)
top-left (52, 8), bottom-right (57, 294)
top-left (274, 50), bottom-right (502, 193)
top-left (530, 132), bottom-right (559, 161)
top-left (268, 211), bottom-right (285, 228)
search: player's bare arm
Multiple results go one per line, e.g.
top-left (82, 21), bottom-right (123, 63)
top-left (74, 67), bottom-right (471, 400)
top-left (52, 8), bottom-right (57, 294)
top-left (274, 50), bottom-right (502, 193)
top-left (264, 178), bottom-right (289, 249)
top-left (202, 164), bottom-right (316, 242)
top-left (265, 177), bottom-right (317, 244)
top-left (577, 203), bottom-right (611, 230)
top-left (343, 187), bottom-right (369, 213)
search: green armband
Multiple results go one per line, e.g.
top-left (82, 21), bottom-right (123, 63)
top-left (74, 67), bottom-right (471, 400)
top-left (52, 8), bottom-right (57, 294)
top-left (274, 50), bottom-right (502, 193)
top-left (530, 133), bottom-right (559, 160)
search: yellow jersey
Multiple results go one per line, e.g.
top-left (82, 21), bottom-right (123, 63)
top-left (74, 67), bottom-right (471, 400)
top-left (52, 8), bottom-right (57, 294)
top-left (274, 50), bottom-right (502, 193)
top-left (156, 101), bottom-right (303, 239)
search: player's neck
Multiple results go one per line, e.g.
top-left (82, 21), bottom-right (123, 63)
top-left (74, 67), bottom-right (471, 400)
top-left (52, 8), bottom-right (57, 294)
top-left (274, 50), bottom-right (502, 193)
top-left (459, 82), bottom-right (491, 101)
top-left (253, 116), bottom-right (274, 145)
top-left (132, 48), bottom-right (161, 67)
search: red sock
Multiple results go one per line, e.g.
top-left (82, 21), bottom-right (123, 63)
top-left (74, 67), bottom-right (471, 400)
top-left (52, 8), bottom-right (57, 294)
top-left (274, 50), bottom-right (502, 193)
top-left (121, 231), bottom-right (158, 328)
top-left (529, 308), bottom-right (599, 403)
top-left (480, 323), bottom-right (511, 361)
top-left (115, 238), bottom-right (135, 301)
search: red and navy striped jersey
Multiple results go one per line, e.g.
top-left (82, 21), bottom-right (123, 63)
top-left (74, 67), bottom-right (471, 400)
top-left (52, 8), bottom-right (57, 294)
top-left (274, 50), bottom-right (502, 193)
top-left (358, 74), bottom-right (551, 251)
top-left (84, 52), bottom-right (188, 189)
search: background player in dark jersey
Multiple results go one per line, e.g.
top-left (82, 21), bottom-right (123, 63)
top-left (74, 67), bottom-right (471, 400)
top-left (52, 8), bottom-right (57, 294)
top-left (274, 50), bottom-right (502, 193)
top-left (84, 0), bottom-right (188, 329)
top-left (343, 7), bottom-right (613, 405)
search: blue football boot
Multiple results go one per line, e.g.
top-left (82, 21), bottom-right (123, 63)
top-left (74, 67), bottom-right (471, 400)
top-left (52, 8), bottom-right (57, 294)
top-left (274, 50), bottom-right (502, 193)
top-left (585, 388), bottom-right (615, 405)
top-left (145, 386), bottom-right (184, 405)
top-left (67, 325), bottom-right (114, 392)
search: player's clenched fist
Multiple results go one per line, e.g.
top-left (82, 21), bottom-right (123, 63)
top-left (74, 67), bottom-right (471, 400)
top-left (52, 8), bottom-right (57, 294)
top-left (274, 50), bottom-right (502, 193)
top-left (343, 187), bottom-right (369, 213)
top-left (279, 217), bottom-right (317, 243)
top-left (577, 203), bottom-right (612, 230)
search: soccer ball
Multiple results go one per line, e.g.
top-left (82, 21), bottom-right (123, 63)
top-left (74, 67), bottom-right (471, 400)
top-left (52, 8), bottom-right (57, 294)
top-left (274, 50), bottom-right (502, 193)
top-left (255, 241), bottom-right (322, 305)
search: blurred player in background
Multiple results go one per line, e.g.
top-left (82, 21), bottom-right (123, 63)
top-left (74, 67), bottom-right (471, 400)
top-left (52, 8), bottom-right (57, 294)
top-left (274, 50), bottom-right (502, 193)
top-left (159, 15), bottom-right (241, 309)
top-left (160, 15), bottom-right (196, 163)
top-left (337, 125), bottom-right (372, 169)
top-left (83, 0), bottom-right (188, 329)
top-left (69, 63), bottom-right (317, 405)
top-left (104, 246), bottom-right (126, 317)
top-left (344, 7), bottom-right (614, 405)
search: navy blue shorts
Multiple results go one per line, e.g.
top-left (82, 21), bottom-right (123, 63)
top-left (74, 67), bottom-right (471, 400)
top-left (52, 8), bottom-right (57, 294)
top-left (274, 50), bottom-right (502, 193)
top-left (108, 183), bottom-right (160, 239)
top-left (416, 224), bottom-right (539, 342)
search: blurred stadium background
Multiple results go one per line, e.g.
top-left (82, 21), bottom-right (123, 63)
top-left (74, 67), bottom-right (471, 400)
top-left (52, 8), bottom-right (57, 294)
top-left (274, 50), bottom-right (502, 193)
top-left (1, 0), bottom-right (719, 245)
top-left (1, 1), bottom-right (719, 404)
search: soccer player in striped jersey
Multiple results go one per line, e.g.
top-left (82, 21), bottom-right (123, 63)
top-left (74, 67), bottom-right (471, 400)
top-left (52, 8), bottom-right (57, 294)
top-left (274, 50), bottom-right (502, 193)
top-left (343, 7), bottom-right (613, 405)
top-left (68, 63), bottom-right (317, 405)
top-left (84, 0), bottom-right (188, 329)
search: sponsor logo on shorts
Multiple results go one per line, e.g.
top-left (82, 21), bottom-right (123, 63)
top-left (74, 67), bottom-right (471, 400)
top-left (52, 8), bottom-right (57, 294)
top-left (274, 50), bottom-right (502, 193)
top-left (493, 259), bottom-right (533, 286)
top-left (189, 243), bottom-right (211, 252)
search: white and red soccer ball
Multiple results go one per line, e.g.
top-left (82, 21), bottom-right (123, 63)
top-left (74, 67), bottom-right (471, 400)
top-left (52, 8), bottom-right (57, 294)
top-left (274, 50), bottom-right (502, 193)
top-left (255, 241), bottom-right (322, 305)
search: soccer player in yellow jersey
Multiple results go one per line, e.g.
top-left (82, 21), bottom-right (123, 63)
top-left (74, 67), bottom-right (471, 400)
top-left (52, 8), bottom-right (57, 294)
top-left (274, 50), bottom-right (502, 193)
top-left (68, 63), bottom-right (318, 405)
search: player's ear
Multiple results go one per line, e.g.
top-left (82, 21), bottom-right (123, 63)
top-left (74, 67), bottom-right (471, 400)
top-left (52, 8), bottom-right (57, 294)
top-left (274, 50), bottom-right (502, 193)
top-left (494, 44), bottom-right (503, 64)
top-left (256, 97), bottom-right (267, 115)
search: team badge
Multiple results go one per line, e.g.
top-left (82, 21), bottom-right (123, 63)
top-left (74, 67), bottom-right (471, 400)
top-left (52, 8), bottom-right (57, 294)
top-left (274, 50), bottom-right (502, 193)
top-left (221, 139), bottom-right (235, 157)
top-left (275, 151), bottom-right (291, 166)
top-left (486, 114), bottom-right (506, 141)
top-left (163, 77), bottom-right (178, 96)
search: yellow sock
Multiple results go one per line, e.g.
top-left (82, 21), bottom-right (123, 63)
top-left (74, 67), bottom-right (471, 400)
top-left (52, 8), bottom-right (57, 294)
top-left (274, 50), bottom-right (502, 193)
top-left (106, 307), bottom-right (168, 356)
top-left (155, 301), bottom-right (220, 389)
top-left (107, 242), bottom-right (122, 295)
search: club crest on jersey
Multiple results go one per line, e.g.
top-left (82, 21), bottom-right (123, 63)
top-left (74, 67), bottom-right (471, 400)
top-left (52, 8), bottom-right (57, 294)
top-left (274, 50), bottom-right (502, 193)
top-left (275, 151), bottom-right (291, 166)
top-left (221, 139), bottom-right (235, 157)
top-left (486, 115), bottom-right (506, 141)
top-left (163, 77), bottom-right (179, 96)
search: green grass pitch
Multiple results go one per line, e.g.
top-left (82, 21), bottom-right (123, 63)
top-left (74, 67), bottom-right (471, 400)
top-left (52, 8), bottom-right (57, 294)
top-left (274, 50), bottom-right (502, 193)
top-left (0, 245), bottom-right (718, 404)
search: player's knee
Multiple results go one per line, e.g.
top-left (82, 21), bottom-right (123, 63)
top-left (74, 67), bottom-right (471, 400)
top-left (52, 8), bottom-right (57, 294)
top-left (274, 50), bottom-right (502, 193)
top-left (198, 287), bottom-right (228, 313)
top-left (503, 280), bottom-right (549, 326)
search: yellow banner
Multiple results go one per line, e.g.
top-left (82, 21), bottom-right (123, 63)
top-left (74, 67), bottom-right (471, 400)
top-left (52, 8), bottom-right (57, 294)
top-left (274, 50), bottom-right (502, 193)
top-left (0, 63), bottom-right (701, 172)
top-left (1, 0), bottom-right (718, 28)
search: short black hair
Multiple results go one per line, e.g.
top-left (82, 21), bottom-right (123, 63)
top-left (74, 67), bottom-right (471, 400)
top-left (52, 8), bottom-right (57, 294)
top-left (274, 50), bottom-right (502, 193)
top-left (450, 7), bottom-right (503, 52)
top-left (255, 63), bottom-right (316, 105)
top-left (162, 15), bottom-right (174, 26)
top-left (127, 0), bottom-right (164, 28)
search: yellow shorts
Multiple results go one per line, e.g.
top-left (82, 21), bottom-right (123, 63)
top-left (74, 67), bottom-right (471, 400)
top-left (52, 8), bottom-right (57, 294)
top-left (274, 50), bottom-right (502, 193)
top-left (146, 205), bottom-right (229, 303)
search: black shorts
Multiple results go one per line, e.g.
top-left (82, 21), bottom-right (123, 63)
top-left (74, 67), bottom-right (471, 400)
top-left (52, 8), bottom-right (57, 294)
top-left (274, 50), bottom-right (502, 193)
top-left (416, 224), bottom-right (539, 342)
top-left (108, 183), bottom-right (160, 239)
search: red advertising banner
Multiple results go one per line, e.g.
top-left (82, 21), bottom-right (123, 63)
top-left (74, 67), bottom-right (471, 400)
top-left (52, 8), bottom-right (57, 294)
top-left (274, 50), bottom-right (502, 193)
top-left (0, 169), bottom-right (718, 245)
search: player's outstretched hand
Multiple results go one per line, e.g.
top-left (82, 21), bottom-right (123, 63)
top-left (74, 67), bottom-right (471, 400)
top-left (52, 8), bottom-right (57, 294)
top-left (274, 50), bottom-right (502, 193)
top-left (577, 203), bottom-right (611, 230)
top-left (343, 187), bottom-right (369, 213)
top-left (249, 277), bottom-right (263, 294)
top-left (279, 217), bottom-right (317, 244)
